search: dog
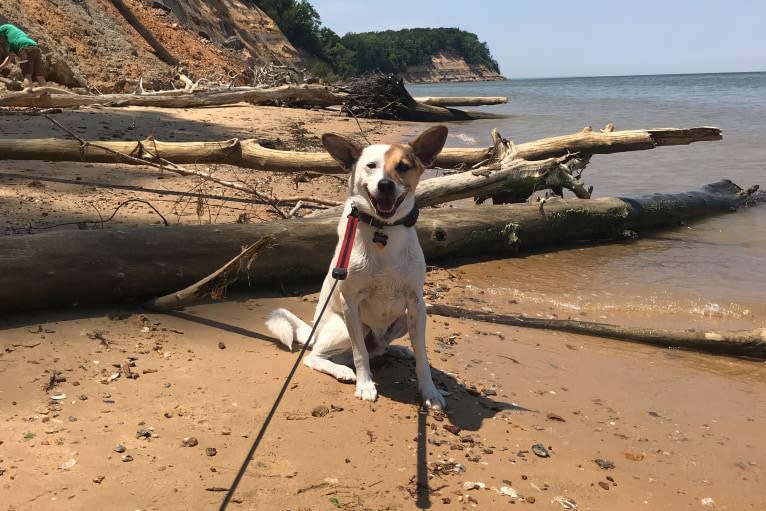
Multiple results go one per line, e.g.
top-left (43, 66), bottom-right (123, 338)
top-left (266, 126), bottom-right (448, 409)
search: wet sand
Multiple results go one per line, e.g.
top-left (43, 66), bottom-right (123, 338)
top-left (1, 104), bottom-right (765, 510)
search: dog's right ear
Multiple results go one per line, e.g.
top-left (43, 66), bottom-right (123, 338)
top-left (322, 133), bottom-right (362, 171)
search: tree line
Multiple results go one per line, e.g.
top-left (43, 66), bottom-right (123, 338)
top-left (253, 0), bottom-right (500, 81)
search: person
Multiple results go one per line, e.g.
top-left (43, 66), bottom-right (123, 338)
top-left (0, 22), bottom-right (46, 90)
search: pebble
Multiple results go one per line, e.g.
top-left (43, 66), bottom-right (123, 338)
top-left (50, 393), bottom-right (67, 400)
top-left (498, 486), bottom-right (518, 497)
top-left (443, 424), bottom-right (461, 436)
top-left (113, 444), bottom-right (126, 453)
top-left (205, 448), bottom-right (217, 457)
top-left (701, 497), bottom-right (716, 507)
top-left (218, 342), bottom-right (226, 349)
top-left (58, 458), bottom-right (77, 470)
top-left (526, 496), bottom-right (536, 504)
top-left (595, 458), bottom-right (615, 469)
top-left (136, 429), bottom-right (152, 439)
top-left (181, 436), bottom-right (199, 447)
top-left (553, 496), bottom-right (578, 509)
top-left (121, 455), bottom-right (134, 462)
top-left (531, 444), bottom-right (550, 458)
top-left (598, 481), bottom-right (610, 490)
top-left (311, 405), bottom-right (329, 417)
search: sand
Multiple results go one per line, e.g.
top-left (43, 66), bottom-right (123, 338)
top-left (1, 103), bottom-right (765, 511)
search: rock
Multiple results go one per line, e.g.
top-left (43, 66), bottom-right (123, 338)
top-left (223, 36), bottom-right (244, 50)
top-left (218, 342), bottom-right (226, 349)
top-left (462, 481), bottom-right (485, 490)
top-left (497, 486), bottom-right (518, 497)
top-left (136, 429), bottom-right (152, 439)
top-left (205, 447), bottom-right (217, 457)
top-left (443, 424), bottom-right (461, 436)
top-left (598, 481), bottom-right (610, 490)
top-left (531, 444), bottom-right (550, 458)
top-left (182, 436), bottom-right (199, 447)
top-left (546, 412), bottom-right (566, 422)
top-left (311, 405), bottom-right (329, 417)
top-left (113, 444), bottom-right (126, 453)
top-left (701, 497), bottom-right (716, 507)
top-left (553, 495), bottom-right (578, 509)
top-left (121, 455), bottom-right (134, 462)
top-left (595, 458), bottom-right (615, 469)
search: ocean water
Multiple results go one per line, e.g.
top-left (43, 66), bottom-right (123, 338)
top-left (408, 73), bottom-right (766, 320)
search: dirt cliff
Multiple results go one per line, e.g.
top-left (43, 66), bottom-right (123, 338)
top-left (403, 52), bottom-right (504, 83)
top-left (0, 0), bottom-right (303, 92)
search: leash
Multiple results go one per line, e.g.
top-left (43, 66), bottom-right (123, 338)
top-left (219, 207), bottom-right (360, 511)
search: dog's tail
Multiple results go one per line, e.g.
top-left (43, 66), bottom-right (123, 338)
top-left (265, 308), bottom-right (313, 351)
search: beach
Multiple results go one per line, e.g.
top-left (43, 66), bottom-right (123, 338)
top-left (1, 100), bottom-right (765, 510)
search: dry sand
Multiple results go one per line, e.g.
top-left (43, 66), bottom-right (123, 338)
top-left (1, 104), bottom-right (765, 510)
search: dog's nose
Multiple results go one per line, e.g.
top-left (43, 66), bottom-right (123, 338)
top-left (377, 178), bottom-right (395, 193)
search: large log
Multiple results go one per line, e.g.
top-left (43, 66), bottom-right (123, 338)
top-left (0, 180), bottom-right (755, 313)
top-left (0, 84), bottom-right (343, 108)
top-left (0, 126), bottom-right (721, 174)
top-left (412, 96), bottom-right (508, 107)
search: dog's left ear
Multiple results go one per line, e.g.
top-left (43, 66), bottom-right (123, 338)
top-left (322, 133), bottom-right (362, 171)
top-left (410, 125), bottom-right (448, 167)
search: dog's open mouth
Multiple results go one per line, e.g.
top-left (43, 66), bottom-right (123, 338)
top-left (365, 185), bottom-right (407, 219)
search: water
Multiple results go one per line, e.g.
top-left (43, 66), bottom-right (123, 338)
top-left (408, 73), bottom-right (766, 320)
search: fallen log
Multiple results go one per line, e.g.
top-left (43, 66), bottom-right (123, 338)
top-left (413, 96), bottom-right (507, 107)
top-left (0, 180), bottom-right (755, 313)
top-left (426, 304), bottom-right (766, 360)
top-left (0, 126), bottom-right (721, 174)
top-left (0, 84), bottom-right (342, 109)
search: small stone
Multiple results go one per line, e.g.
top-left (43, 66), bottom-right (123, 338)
top-left (531, 443), bottom-right (550, 458)
top-left (546, 412), bottom-right (566, 422)
top-left (595, 458), bottom-right (615, 469)
top-left (526, 496), bottom-right (536, 504)
top-left (113, 444), bottom-right (127, 453)
top-left (481, 388), bottom-right (497, 396)
top-left (136, 429), bottom-right (152, 439)
top-left (93, 475), bottom-right (105, 484)
top-left (50, 393), bottom-right (66, 400)
top-left (121, 455), bottom-right (134, 462)
top-left (443, 424), bottom-right (461, 436)
top-left (181, 436), bottom-right (199, 447)
top-left (205, 447), bottom-right (217, 457)
top-left (79, 394), bottom-right (88, 400)
top-left (701, 497), bottom-right (716, 508)
top-left (311, 405), bottom-right (329, 417)
top-left (598, 481), bottom-right (610, 490)
top-left (58, 458), bottom-right (77, 470)
top-left (218, 342), bottom-right (226, 349)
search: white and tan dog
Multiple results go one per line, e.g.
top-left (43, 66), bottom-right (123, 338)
top-left (266, 126), bottom-right (448, 409)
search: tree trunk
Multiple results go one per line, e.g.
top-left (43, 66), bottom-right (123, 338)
top-left (0, 126), bottom-right (721, 175)
top-left (413, 96), bottom-right (507, 107)
top-left (0, 84), bottom-right (343, 108)
top-left (0, 180), bottom-right (754, 313)
top-left (109, 0), bottom-right (179, 66)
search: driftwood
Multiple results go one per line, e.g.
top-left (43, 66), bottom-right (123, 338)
top-left (426, 303), bottom-right (766, 360)
top-left (110, 0), bottom-right (178, 66)
top-left (0, 84), bottom-right (342, 108)
top-left (0, 180), bottom-right (755, 313)
top-left (339, 74), bottom-right (502, 122)
top-left (0, 126), bottom-right (721, 175)
top-left (412, 96), bottom-right (507, 107)
top-left (143, 236), bottom-right (274, 312)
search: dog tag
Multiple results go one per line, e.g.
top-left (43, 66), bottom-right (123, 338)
top-left (372, 231), bottom-right (388, 248)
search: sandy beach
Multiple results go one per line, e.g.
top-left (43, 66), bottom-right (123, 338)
top-left (1, 103), bottom-right (765, 511)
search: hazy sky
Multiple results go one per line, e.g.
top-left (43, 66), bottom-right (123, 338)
top-left (308, 0), bottom-right (765, 78)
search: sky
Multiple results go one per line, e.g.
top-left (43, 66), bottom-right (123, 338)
top-left (307, 0), bottom-right (766, 78)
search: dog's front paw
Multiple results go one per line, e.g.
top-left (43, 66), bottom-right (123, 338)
top-left (355, 380), bottom-right (378, 402)
top-left (333, 365), bottom-right (356, 383)
top-left (421, 383), bottom-right (446, 410)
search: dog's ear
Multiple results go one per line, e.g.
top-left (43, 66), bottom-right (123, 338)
top-left (322, 133), bottom-right (362, 171)
top-left (410, 125), bottom-right (448, 167)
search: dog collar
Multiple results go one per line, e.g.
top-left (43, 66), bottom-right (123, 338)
top-left (356, 205), bottom-right (420, 229)
top-left (352, 205), bottom-right (419, 248)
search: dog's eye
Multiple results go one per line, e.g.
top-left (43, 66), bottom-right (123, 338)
top-left (366, 162), bottom-right (377, 169)
top-left (396, 161), bottom-right (410, 173)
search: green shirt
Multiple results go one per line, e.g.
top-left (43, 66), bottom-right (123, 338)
top-left (0, 23), bottom-right (37, 54)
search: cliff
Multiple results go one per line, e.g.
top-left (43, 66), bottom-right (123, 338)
top-left (402, 52), bottom-right (504, 83)
top-left (0, 0), bottom-right (304, 92)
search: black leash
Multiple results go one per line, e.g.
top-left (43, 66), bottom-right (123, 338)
top-left (219, 207), bottom-right (360, 511)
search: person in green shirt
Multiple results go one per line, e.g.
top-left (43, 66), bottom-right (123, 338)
top-left (0, 22), bottom-right (47, 90)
